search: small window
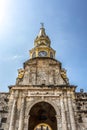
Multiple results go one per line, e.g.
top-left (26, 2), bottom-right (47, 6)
top-left (78, 115), bottom-right (83, 123)
top-left (77, 106), bottom-right (81, 110)
top-left (4, 98), bottom-right (9, 102)
top-left (50, 52), bottom-right (53, 58)
top-left (1, 118), bottom-right (7, 123)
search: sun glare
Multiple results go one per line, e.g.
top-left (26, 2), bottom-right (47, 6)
top-left (0, 0), bottom-right (12, 35)
top-left (0, 0), bottom-right (6, 24)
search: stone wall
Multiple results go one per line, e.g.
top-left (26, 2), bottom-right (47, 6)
top-left (4, 85), bottom-right (77, 130)
top-left (16, 58), bottom-right (69, 86)
top-left (0, 87), bottom-right (87, 130)
top-left (75, 92), bottom-right (87, 129)
top-left (0, 93), bottom-right (9, 130)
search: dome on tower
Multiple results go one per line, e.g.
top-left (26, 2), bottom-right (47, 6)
top-left (34, 24), bottom-right (51, 47)
top-left (29, 24), bottom-right (56, 59)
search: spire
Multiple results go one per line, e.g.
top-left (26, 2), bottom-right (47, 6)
top-left (40, 22), bottom-right (44, 28)
top-left (34, 23), bottom-right (51, 47)
top-left (38, 23), bottom-right (46, 37)
top-left (29, 25), bottom-right (56, 59)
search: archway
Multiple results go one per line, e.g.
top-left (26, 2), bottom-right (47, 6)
top-left (28, 101), bottom-right (57, 130)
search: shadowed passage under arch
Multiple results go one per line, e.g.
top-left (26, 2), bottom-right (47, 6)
top-left (28, 101), bottom-right (57, 130)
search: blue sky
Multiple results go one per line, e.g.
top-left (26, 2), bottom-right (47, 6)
top-left (0, 0), bottom-right (87, 92)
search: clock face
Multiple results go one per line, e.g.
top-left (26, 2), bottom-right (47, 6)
top-left (38, 51), bottom-right (47, 57)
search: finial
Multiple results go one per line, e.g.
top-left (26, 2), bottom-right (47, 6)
top-left (40, 22), bottom-right (44, 28)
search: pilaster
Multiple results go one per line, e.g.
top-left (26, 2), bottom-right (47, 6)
top-left (9, 98), bottom-right (17, 130)
top-left (68, 95), bottom-right (76, 130)
top-left (60, 95), bottom-right (67, 130)
top-left (18, 97), bottom-right (25, 130)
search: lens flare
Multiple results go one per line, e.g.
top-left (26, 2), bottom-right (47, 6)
top-left (0, 0), bottom-right (12, 34)
top-left (0, 0), bottom-right (6, 24)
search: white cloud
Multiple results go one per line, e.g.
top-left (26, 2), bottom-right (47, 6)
top-left (0, 55), bottom-right (23, 61)
top-left (10, 55), bottom-right (22, 60)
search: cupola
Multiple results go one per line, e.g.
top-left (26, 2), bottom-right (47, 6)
top-left (34, 23), bottom-right (51, 47)
top-left (29, 24), bottom-right (56, 59)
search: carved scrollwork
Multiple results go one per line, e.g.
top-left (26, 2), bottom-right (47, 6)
top-left (18, 68), bottom-right (25, 79)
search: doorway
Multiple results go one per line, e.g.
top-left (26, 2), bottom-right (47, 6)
top-left (28, 101), bottom-right (57, 130)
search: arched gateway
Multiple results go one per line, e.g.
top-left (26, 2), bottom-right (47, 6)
top-left (28, 102), bottom-right (57, 130)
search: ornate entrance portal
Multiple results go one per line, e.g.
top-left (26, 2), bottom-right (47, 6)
top-left (28, 102), bottom-right (57, 130)
top-left (34, 123), bottom-right (52, 130)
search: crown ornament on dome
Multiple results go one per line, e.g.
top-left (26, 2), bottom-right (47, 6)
top-left (34, 23), bottom-right (51, 47)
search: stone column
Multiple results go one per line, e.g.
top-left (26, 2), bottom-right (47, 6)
top-left (18, 97), bottom-right (25, 130)
top-left (64, 95), bottom-right (69, 129)
top-left (9, 99), bottom-right (17, 130)
top-left (24, 115), bottom-right (30, 130)
top-left (56, 115), bottom-right (61, 130)
top-left (68, 96), bottom-right (76, 130)
top-left (60, 96), bottom-right (67, 130)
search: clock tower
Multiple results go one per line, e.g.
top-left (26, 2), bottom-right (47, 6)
top-left (16, 25), bottom-right (69, 86)
top-left (30, 24), bottom-right (55, 59)
top-left (9, 25), bottom-right (76, 130)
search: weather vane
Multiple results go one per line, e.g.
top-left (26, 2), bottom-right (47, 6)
top-left (40, 22), bottom-right (44, 28)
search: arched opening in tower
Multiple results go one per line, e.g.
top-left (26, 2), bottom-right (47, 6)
top-left (28, 101), bottom-right (57, 130)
